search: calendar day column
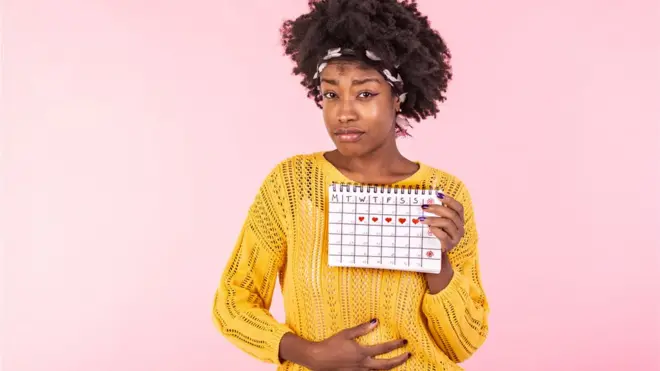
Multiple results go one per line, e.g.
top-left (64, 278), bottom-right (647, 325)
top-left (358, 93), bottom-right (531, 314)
top-left (421, 196), bottom-right (443, 272)
top-left (381, 194), bottom-right (397, 266)
top-left (394, 195), bottom-right (411, 269)
top-left (328, 192), bottom-right (344, 265)
top-left (354, 194), bottom-right (370, 265)
top-left (341, 195), bottom-right (358, 265)
top-left (367, 193), bottom-right (384, 265)
top-left (408, 213), bottom-right (424, 270)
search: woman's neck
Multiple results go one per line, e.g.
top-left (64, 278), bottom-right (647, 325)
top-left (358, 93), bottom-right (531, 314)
top-left (325, 142), bottom-right (419, 184)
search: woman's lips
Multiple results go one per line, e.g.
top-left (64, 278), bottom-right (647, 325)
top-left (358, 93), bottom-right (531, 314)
top-left (334, 128), bottom-right (365, 142)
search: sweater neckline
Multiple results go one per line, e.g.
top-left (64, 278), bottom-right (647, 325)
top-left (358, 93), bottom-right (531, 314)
top-left (314, 151), bottom-right (430, 186)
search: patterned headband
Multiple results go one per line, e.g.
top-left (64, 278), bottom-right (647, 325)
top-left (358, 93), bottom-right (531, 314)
top-left (313, 48), bottom-right (408, 103)
top-left (312, 47), bottom-right (412, 137)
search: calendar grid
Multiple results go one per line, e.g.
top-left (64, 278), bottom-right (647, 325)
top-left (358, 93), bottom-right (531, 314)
top-left (327, 185), bottom-right (443, 273)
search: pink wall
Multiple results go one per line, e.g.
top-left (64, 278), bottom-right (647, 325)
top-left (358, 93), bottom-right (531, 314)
top-left (3, 0), bottom-right (659, 370)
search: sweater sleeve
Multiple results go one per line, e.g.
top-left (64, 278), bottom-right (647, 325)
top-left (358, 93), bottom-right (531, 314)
top-left (211, 164), bottom-right (294, 365)
top-left (421, 182), bottom-right (490, 363)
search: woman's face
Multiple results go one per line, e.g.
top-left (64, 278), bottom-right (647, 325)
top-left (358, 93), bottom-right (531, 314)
top-left (319, 60), bottom-right (400, 157)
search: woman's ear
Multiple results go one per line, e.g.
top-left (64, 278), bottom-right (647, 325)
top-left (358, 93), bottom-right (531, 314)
top-left (393, 97), bottom-right (401, 112)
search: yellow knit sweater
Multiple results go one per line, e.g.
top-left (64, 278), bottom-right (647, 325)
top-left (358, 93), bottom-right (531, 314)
top-left (212, 152), bottom-right (489, 370)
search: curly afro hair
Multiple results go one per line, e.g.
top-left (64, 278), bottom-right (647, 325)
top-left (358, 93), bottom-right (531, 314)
top-left (280, 0), bottom-right (452, 124)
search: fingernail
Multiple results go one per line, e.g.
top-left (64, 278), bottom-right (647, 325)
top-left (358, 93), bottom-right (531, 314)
top-left (437, 192), bottom-right (444, 199)
top-left (370, 318), bottom-right (377, 324)
top-left (418, 216), bottom-right (426, 221)
top-left (407, 352), bottom-right (412, 358)
top-left (421, 204), bottom-right (429, 209)
top-left (403, 339), bottom-right (408, 345)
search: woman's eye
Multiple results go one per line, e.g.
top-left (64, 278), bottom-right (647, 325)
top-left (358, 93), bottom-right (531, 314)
top-left (359, 92), bottom-right (375, 98)
top-left (323, 92), bottom-right (336, 99)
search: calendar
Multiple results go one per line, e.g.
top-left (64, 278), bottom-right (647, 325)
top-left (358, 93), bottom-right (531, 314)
top-left (327, 183), bottom-right (444, 274)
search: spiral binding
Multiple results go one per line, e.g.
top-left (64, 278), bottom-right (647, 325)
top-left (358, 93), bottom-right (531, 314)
top-left (330, 182), bottom-right (441, 195)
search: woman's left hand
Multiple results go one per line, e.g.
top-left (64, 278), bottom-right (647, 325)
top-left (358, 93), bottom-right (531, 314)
top-left (419, 194), bottom-right (465, 253)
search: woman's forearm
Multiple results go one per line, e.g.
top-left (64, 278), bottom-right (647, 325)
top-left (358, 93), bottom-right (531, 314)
top-left (424, 252), bottom-right (454, 294)
top-left (278, 332), bottom-right (319, 369)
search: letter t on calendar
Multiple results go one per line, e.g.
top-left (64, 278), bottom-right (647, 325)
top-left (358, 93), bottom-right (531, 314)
top-left (327, 184), bottom-right (444, 273)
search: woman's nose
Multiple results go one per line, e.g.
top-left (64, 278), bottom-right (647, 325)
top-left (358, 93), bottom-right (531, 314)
top-left (337, 98), bottom-right (357, 123)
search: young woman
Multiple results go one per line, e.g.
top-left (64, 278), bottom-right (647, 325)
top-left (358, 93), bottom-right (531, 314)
top-left (212, 1), bottom-right (489, 369)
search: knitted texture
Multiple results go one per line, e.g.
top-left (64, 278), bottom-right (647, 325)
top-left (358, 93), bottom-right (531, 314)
top-left (212, 152), bottom-right (489, 370)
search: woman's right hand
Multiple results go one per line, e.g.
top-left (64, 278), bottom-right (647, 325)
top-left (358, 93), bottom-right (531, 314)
top-left (307, 319), bottom-right (411, 370)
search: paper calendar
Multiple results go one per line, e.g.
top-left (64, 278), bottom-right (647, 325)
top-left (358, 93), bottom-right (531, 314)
top-left (327, 183), bottom-right (444, 274)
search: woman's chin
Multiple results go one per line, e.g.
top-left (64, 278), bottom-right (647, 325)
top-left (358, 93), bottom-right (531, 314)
top-left (333, 143), bottom-right (372, 158)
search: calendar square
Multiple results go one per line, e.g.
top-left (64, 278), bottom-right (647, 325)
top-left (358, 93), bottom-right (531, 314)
top-left (369, 256), bottom-right (382, 265)
top-left (382, 226), bottom-right (396, 237)
top-left (410, 248), bottom-right (423, 258)
top-left (342, 223), bottom-right (355, 235)
top-left (409, 237), bottom-right (422, 248)
top-left (395, 236), bottom-right (410, 248)
top-left (355, 245), bottom-right (368, 257)
top-left (329, 233), bottom-right (342, 245)
top-left (328, 243), bottom-right (341, 255)
top-left (342, 213), bottom-right (356, 224)
top-left (422, 248), bottom-right (442, 259)
top-left (329, 204), bottom-right (343, 214)
top-left (329, 222), bottom-right (342, 234)
top-left (329, 212), bottom-right (342, 223)
top-left (368, 226), bottom-right (381, 236)
top-left (396, 205), bottom-right (411, 216)
top-left (341, 245), bottom-right (354, 256)
top-left (343, 203), bottom-right (356, 213)
top-left (382, 236), bottom-right (395, 247)
top-left (395, 247), bottom-right (410, 258)
top-left (341, 234), bottom-right (355, 246)
top-left (383, 205), bottom-right (396, 215)
top-left (369, 204), bottom-right (383, 214)
top-left (368, 235), bottom-right (381, 246)
top-left (369, 246), bottom-right (382, 257)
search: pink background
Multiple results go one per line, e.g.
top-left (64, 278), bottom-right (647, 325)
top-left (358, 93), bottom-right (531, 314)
top-left (3, 0), bottom-right (660, 370)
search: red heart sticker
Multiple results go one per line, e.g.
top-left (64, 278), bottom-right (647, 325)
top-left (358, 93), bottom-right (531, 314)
top-left (385, 217), bottom-right (392, 223)
top-left (398, 218), bottom-right (407, 224)
top-left (426, 251), bottom-right (434, 257)
top-left (372, 217), bottom-right (379, 222)
top-left (427, 199), bottom-right (434, 204)
top-left (412, 218), bottom-right (419, 224)
top-left (358, 216), bottom-right (364, 222)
